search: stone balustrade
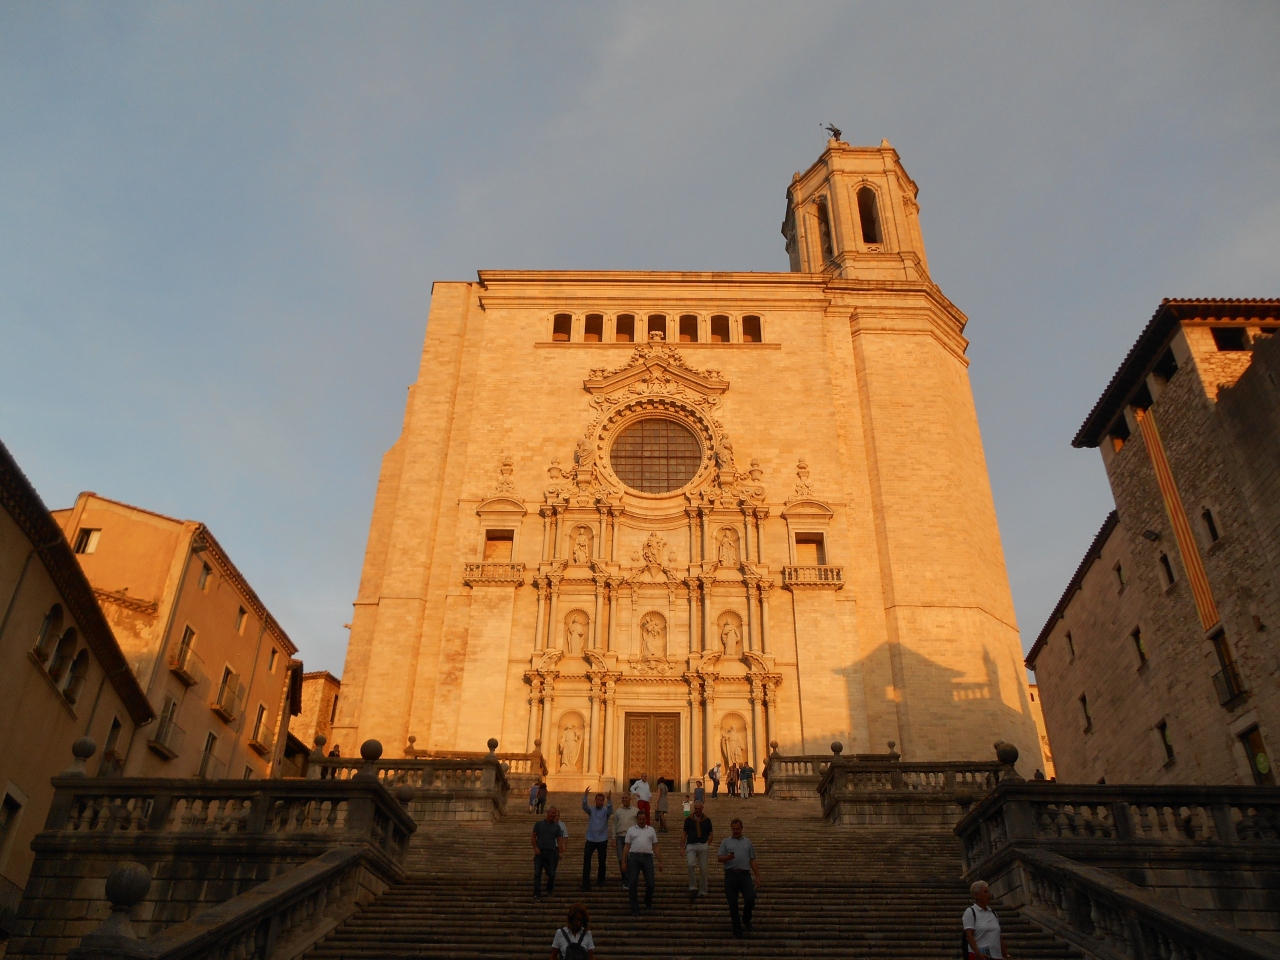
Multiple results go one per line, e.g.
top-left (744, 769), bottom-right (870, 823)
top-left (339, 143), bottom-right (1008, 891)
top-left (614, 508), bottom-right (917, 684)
top-left (461, 562), bottom-right (525, 585)
top-left (764, 754), bottom-right (832, 799)
top-left (956, 780), bottom-right (1280, 950)
top-left (780, 564), bottom-right (843, 587)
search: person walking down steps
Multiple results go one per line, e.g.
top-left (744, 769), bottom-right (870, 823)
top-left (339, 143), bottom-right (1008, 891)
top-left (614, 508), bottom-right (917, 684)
top-left (579, 789), bottom-right (613, 891)
top-left (717, 817), bottom-right (761, 938)
top-left (963, 880), bottom-right (1008, 959)
top-left (630, 773), bottom-right (652, 815)
top-left (612, 792), bottom-right (639, 889)
top-left (532, 806), bottom-right (568, 903)
top-left (549, 903), bottom-right (595, 960)
top-left (621, 809), bottom-right (662, 916)
top-left (682, 801), bottom-right (714, 902)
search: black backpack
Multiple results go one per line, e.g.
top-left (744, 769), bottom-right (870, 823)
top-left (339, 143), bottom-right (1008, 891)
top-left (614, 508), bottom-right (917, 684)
top-left (561, 926), bottom-right (590, 960)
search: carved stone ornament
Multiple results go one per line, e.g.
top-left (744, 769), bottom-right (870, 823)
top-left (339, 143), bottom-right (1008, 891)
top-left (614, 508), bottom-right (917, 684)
top-left (789, 458), bottom-right (815, 502)
top-left (544, 460), bottom-right (572, 504)
top-left (488, 452), bottom-right (516, 497)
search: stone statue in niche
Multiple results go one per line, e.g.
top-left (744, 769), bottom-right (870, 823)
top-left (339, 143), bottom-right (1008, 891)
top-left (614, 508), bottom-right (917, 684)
top-left (719, 617), bottom-right (743, 659)
top-left (720, 717), bottom-right (747, 767)
top-left (716, 528), bottom-right (740, 567)
top-left (572, 527), bottom-right (592, 564)
top-left (640, 612), bottom-right (666, 659)
top-left (559, 722), bottom-right (583, 772)
top-left (642, 532), bottom-right (665, 566)
top-left (564, 611), bottom-right (588, 654)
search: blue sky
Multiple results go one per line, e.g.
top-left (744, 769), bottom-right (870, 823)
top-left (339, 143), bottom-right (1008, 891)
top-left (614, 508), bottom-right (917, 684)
top-left (2, 3), bottom-right (1277, 676)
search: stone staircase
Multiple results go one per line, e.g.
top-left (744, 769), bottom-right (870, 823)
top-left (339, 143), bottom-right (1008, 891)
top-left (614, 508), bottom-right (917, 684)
top-left (307, 792), bottom-right (1080, 959)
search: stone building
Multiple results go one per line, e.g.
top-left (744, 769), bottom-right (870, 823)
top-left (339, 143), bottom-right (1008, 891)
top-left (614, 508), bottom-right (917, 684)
top-left (1028, 299), bottom-right (1280, 786)
top-left (1026, 684), bottom-right (1056, 779)
top-left (297, 670), bottom-right (341, 753)
top-left (334, 138), bottom-right (1044, 789)
top-left (0, 440), bottom-right (153, 925)
top-left (51, 493), bottom-right (299, 781)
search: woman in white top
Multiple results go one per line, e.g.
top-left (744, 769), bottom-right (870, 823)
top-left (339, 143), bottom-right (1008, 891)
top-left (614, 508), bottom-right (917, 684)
top-left (549, 904), bottom-right (595, 959)
top-left (963, 881), bottom-right (1008, 960)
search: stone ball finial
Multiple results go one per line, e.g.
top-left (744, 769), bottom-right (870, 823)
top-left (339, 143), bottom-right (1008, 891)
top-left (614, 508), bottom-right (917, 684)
top-left (394, 784), bottom-right (415, 806)
top-left (831, 741), bottom-right (844, 756)
top-left (887, 741), bottom-right (897, 752)
top-left (314, 734), bottom-right (327, 748)
top-left (62, 736), bottom-right (97, 777)
top-left (533, 738), bottom-right (542, 748)
top-left (407, 735), bottom-right (416, 744)
top-left (106, 862), bottom-right (152, 908)
top-left (487, 738), bottom-right (499, 754)
top-left (996, 742), bottom-right (1019, 767)
top-left (769, 739), bottom-right (779, 750)
top-left (360, 739), bottom-right (383, 762)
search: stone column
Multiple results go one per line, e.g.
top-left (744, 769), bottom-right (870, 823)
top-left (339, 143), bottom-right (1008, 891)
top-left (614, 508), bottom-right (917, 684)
top-left (690, 676), bottom-right (704, 783)
top-left (541, 680), bottom-right (556, 755)
top-left (540, 507), bottom-right (554, 562)
top-left (533, 578), bottom-right (547, 651)
top-left (686, 508), bottom-right (699, 563)
top-left (602, 681), bottom-right (616, 781)
top-left (552, 507), bottom-right (564, 560)
top-left (700, 577), bottom-right (713, 656)
top-left (593, 577), bottom-right (606, 649)
top-left (758, 581), bottom-right (772, 656)
top-left (547, 577), bottom-right (562, 651)
top-left (744, 578), bottom-right (758, 653)
top-left (762, 680), bottom-right (776, 753)
top-left (686, 580), bottom-right (701, 654)
top-left (703, 680), bottom-right (716, 773)
top-left (526, 678), bottom-right (542, 752)
top-left (754, 508), bottom-right (769, 563)
top-left (587, 679), bottom-right (600, 777)
top-left (698, 507), bottom-right (710, 561)
top-left (741, 508), bottom-right (753, 565)
top-left (596, 506), bottom-right (607, 558)
top-left (610, 507), bottom-right (621, 562)
top-left (749, 682), bottom-right (764, 770)
top-left (607, 580), bottom-right (619, 653)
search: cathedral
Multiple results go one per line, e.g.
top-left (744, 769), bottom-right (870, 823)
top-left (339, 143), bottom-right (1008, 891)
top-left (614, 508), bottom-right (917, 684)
top-left (332, 138), bottom-right (1044, 789)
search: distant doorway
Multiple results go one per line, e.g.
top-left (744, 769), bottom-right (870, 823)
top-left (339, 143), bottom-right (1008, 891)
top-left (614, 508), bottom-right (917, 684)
top-left (624, 713), bottom-right (680, 788)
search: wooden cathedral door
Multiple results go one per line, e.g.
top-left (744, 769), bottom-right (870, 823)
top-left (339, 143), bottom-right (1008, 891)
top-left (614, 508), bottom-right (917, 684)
top-left (624, 713), bottom-right (680, 788)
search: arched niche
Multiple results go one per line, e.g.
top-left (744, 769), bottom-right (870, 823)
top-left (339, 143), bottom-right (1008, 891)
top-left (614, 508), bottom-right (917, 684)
top-left (555, 711), bottom-right (586, 773)
top-left (562, 609), bottom-right (590, 654)
top-left (715, 611), bottom-right (744, 660)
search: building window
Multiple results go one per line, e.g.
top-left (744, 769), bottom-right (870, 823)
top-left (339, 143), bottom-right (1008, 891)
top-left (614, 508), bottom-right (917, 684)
top-left (252, 704), bottom-right (267, 742)
top-left (816, 199), bottom-right (834, 263)
top-left (1209, 629), bottom-right (1245, 704)
top-left (268, 648), bottom-right (278, 672)
top-left (1065, 631), bottom-right (1076, 659)
top-left (198, 732), bottom-right (219, 779)
top-left (1159, 553), bottom-right (1176, 587)
top-left (199, 563), bottom-right (212, 590)
top-left (552, 314), bottom-right (572, 342)
top-left (33, 604), bottom-right (64, 663)
top-left (63, 649), bottom-right (90, 703)
top-left (609, 417), bottom-right (702, 494)
top-left (236, 607), bottom-right (247, 634)
top-left (1114, 562), bottom-right (1127, 591)
top-left (243, 766), bottom-right (254, 780)
top-left (49, 628), bottom-right (78, 684)
top-left (1107, 415), bottom-right (1130, 453)
top-left (100, 718), bottom-right (123, 777)
top-left (1131, 628), bottom-right (1148, 666)
top-left (647, 315), bottom-right (667, 340)
top-left (583, 314), bottom-right (603, 342)
top-left (857, 186), bottom-right (882, 244)
top-left (741, 316), bottom-right (762, 343)
top-left (1239, 726), bottom-right (1275, 786)
top-left (1156, 721), bottom-right (1175, 762)
top-left (710, 315), bottom-right (730, 343)
top-left (1152, 347), bottom-right (1179, 382)
top-left (1211, 327), bottom-right (1249, 351)
top-left (679, 315), bottom-right (699, 343)
top-left (794, 533), bottom-right (827, 566)
top-left (73, 528), bottom-right (101, 554)
top-left (330, 694), bottom-right (340, 723)
top-left (1079, 694), bottom-right (1093, 732)
top-left (1201, 508), bottom-right (1220, 544)
top-left (615, 314), bottom-right (635, 342)
top-left (483, 529), bottom-right (515, 561)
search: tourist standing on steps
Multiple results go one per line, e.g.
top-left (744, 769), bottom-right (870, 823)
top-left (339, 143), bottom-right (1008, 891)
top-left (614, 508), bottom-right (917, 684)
top-left (681, 801), bottom-right (714, 901)
top-left (622, 809), bottom-right (662, 916)
top-left (611, 792), bottom-right (639, 889)
top-left (708, 764), bottom-right (721, 798)
top-left (536, 781), bottom-right (548, 814)
top-left (693, 779), bottom-right (706, 804)
top-left (549, 903), bottom-right (595, 959)
top-left (727, 763), bottom-right (739, 797)
top-left (739, 762), bottom-right (754, 799)
top-left (655, 778), bottom-right (670, 832)
top-left (580, 789), bottom-right (613, 891)
top-left (532, 806), bottom-right (568, 902)
top-left (630, 773), bottom-right (652, 815)
top-left (717, 818), bottom-right (761, 938)
top-left (963, 881), bottom-right (1008, 959)
top-left (529, 781), bottom-right (539, 814)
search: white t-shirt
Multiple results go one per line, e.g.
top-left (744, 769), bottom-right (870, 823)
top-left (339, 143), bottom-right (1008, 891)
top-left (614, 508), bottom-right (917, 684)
top-left (631, 779), bottom-right (652, 802)
top-left (551, 927), bottom-right (594, 957)
top-left (963, 904), bottom-right (1003, 958)
top-left (613, 805), bottom-right (639, 836)
top-left (624, 824), bottom-right (658, 854)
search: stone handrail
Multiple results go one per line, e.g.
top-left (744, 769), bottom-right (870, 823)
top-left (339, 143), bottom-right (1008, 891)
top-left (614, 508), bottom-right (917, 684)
top-left (462, 562), bottom-right (525, 585)
top-left (781, 565), bottom-right (843, 587)
top-left (66, 847), bottom-right (389, 960)
top-left (764, 755), bottom-right (831, 799)
top-left (1007, 847), bottom-right (1280, 960)
top-left (955, 781), bottom-right (1280, 872)
top-left (818, 753), bottom-right (1005, 827)
top-left (307, 754), bottom-right (510, 823)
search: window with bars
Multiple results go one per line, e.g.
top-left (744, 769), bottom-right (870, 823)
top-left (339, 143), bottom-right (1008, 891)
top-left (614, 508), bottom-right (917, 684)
top-left (609, 418), bottom-right (702, 494)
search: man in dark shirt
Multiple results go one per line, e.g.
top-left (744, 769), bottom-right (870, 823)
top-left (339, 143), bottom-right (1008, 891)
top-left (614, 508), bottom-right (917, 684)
top-left (681, 801), bottom-right (714, 900)
top-left (532, 806), bottom-right (568, 902)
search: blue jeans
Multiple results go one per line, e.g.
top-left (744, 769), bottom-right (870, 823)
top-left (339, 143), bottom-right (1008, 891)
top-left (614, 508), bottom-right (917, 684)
top-left (533, 850), bottom-right (559, 897)
top-left (626, 853), bottom-right (654, 910)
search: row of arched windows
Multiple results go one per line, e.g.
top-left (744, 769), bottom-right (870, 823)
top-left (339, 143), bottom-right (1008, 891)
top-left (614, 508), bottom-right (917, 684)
top-left (32, 604), bottom-right (91, 705)
top-left (551, 312), bottom-right (762, 344)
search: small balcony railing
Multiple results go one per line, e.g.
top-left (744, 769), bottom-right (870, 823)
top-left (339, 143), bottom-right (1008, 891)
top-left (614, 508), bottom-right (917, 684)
top-left (782, 565), bottom-right (844, 587)
top-left (197, 751), bottom-right (226, 780)
top-left (147, 717), bottom-right (185, 760)
top-left (212, 675), bottom-right (244, 723)
top-left (169, 645), bottom-right (203, 687)
top-left (463, 562), bottom-right (526, 586)
top-left (1213, 663), bottom-right (1246, 706)
top-left (248, 727), bottom-right (276, 757)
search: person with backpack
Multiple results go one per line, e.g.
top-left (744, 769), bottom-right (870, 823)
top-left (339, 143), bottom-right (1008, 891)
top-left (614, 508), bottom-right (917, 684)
top-left (549, 903), bottom-right (595, 959)
top-left (963, 880), bottom-right (1007, 959)
top-left (707, 764), bottom-right (721, 798)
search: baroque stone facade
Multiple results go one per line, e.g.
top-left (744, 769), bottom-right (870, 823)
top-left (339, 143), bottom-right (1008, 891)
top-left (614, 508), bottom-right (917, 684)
top-left (335, 140), bottom-right (1043, 788)
top-left (1029, 300), bottom-right (1280, 786)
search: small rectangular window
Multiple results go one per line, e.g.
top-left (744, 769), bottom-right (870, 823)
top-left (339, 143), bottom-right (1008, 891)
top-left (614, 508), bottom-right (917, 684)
top-left (1065, 631), bottom-right (1076, 659)
top-left (252, 704), bottom-right (266, 741)
top-left (73, 528), bottom-right (101, 554)
top-left (1159, 553), bottom-right (1176, 586)
top-left (584, 314), bottom-right (603, 342)
top-left (1156, 721), bottom-right (1175, 762)
top-left (1131, 628), bottom-right (1147, 665)
top-left (483, 530), bottom-right (514, 562)
top-left (710, 315), bottom-right (730, 343)
top-left (1239, 726), bottom-right (1275, 786)
top-left (198, 563), bottom-right (212, 590)
top-left (647, 315), bottom-right (667, 340)
top-left (1211, 327), bottom-right (1249, 351)
top-left (330, 694), bottom-right (340, 723)
top-left (679, 315), bottom-right (699, 343)
top-left (236, 607), bottom-right (247, 634)
top-left (741, 316), bottom-right (762, 343)
top-left (1114, 562), bottom-right (1127, 590)
top-left (552, 314), bottom-right (572, 342)
top-left (243, 765), bottom-right (254, 780)
top-left (1079, 694), bottom-right (1093, 732)
top-left (1202, 508), bottom-right (1220, 544)
top-left (268, 648), bottom-right (278, 672)
top-left (615, 315), bottom-right (635, 343)
top-left (794, 533), bottom-right (826, 566)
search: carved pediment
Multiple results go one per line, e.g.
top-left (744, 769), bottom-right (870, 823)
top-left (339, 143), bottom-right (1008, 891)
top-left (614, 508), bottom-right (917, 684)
top-left (584, 339), bottom-right (728, 398)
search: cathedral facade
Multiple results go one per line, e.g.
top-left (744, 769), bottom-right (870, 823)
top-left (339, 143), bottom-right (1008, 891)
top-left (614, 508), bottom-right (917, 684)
top-left (333, 139), bottom-right (1044, 788)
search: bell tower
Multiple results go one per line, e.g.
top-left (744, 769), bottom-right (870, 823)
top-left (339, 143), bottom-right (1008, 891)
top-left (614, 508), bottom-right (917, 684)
top-left (782, 137), bottom-right (931, 281)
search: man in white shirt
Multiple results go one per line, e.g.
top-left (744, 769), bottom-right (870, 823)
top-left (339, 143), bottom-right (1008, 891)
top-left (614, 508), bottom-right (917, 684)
top-left (621, 809), bottom-right (662, 916)
top-left (963, 881), bottom-right (1007, 959)
top-left (611, 793), bottom-right (640, 889)
top-left (629, 774), bottom-right (652, 815)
